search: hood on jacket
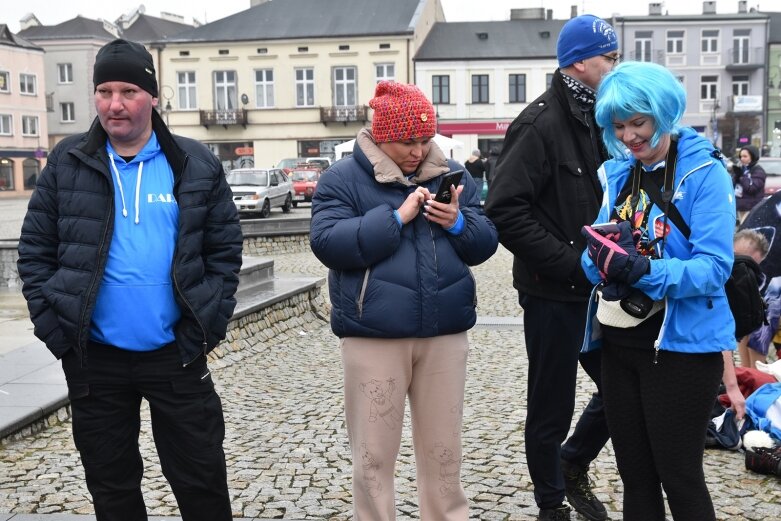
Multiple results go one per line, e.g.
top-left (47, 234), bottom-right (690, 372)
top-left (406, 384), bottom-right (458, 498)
top-left (740, 144), bottom-right (760, 166)
top-left (356, 128), bottom-right (449, 186)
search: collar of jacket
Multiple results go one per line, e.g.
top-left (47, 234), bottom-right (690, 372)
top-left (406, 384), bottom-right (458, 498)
top-left (551, 69), bottom-right (590, 127)
top-left (356, 128), bottom-right (449, 186)
top-left (79, 110), bottom-right (186, 176)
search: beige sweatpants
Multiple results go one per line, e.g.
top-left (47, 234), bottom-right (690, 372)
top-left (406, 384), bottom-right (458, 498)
top-left (341, 333), bottom-right (469, 521)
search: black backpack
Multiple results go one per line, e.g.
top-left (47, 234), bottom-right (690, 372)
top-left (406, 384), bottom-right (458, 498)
top-left (627, 147), bottom-right (767, 339)
top-left (726, 255), bottom-right (768, 339)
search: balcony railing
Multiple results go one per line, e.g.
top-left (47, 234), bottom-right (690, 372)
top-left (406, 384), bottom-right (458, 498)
top-left (320, 105), bottom-right (369, 125)
top-left (200, 109), bottom-right (248, 129)
top-left (725, 47), bottom-right (764, 69)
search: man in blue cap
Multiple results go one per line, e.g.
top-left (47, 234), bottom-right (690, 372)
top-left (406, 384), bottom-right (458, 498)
top-left (485, 14), bottom-right (619, 521)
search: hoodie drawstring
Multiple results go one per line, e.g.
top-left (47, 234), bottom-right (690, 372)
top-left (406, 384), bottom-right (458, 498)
top-left (109, 153), bottom-right (143, 224)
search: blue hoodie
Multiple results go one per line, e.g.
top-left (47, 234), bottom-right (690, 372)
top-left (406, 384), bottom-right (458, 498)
top-left (582, 127), bottom-right (736, 354)
top-left (90, 132), bottom-right (181, 350)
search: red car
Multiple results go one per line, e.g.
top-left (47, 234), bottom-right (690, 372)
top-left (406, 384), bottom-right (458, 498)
top-left (290, 168), bottom-right (321, 206)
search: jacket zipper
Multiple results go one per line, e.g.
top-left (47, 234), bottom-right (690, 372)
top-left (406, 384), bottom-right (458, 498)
top-left (76, 171), bottom-right (115, 369)
top-left (170, 155), bottom-right (208, 367)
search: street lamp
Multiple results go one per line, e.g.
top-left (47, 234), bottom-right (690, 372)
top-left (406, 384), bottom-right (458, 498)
top-left (710, 98), bottom-right (721, 146)
top-left (161, 85), bottom-right (174, 126)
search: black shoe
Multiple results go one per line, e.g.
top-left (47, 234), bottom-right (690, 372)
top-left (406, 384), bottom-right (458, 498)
top-left (561, 459), bottom-right (608, 521)
top-left (745, 445), bottom-right (781, 476)
top-left (538, 504), bottom-right (571, 520)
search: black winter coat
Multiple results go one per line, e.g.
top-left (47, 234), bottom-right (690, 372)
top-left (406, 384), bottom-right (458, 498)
top-left (17, 111), bottom-right (243, 366)
top-left (485, 70), bottom-right (607, 302)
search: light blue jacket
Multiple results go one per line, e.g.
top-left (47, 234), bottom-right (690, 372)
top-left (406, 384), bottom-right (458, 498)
top-left (582, 127), bottom-right (736, 354)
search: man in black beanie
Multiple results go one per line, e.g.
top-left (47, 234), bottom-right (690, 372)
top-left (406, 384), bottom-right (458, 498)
top-left (17, 38), bottom-right (241, 521)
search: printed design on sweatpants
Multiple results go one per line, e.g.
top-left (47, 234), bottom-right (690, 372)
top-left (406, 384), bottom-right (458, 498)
top-left (360, 378), bottom-right (403, 430)
top-left (359, 442), bottom-right (383, 498)
top-left (450, 400), bottom-right (463, 437)
top-left (428, 441), bottom-right (460, 497)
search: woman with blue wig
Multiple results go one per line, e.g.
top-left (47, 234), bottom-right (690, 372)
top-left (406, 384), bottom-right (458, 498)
top-left (578, 61), bottom-right (737, 520)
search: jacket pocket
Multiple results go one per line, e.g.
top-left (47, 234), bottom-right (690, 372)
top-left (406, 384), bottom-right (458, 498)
top-left (356, 268), bottom-right (371, 319)
top-left (561, 161), bottom-right (591, 207)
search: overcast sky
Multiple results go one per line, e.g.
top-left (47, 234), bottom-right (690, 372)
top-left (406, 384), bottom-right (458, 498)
top-left (1, 0), bottom-right (764, 34)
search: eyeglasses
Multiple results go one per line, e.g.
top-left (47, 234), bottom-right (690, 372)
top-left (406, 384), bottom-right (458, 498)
top-left (601, 53), bottom-right (621, 65)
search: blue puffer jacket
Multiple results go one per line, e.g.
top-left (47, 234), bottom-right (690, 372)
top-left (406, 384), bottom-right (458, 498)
top-left (310, 130), bottom-right (498, 339)
top-left (582, 127), bottom-right (736, 354)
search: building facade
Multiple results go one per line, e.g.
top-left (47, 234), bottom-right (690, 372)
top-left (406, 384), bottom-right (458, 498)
top-left (615, 1), bottom-right (769, 156)
top-left (0, 25), bottom-right (48, 198)
top-left (414, 9), bottom-right (564, 161)
top-left (157, 0), bottom-right (443, 171)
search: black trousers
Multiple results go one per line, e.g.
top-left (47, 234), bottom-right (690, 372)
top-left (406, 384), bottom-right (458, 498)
top-left (521, 294), bottom-right (610, 509)
top-left (601, 342), bottom-right (723, 521)
top-left (62, 341), bottom-right (231, 521)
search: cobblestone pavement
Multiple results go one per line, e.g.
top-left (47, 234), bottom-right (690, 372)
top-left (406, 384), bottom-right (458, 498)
top-left (1, 246), bottom-right (780, 520)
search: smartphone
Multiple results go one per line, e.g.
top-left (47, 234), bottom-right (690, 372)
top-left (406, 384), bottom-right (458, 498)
top-left (434, 170), bottom-right (464, 203)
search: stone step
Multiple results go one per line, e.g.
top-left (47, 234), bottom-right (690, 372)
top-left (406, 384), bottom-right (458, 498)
top-left (237, 256), bottom-right (274, 292)
top-left (234, 275), bottom-right (324, 320)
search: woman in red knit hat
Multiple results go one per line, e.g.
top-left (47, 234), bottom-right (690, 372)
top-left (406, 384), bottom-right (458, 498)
top-left (310, 81), bottom-right (498, 520)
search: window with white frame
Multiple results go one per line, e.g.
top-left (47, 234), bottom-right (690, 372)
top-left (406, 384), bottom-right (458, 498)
top-left (177, 71), bottom-right (197, 110)
top-left (0, 71), bottom-right (8, 93)
top-left (432, 75), bottom-right (449, 104)
top-left (701, 29), bottom-right (719, 53)
top-left (732, 29), bottom-right (751, 65)
top-left (375, 63), bottom-right (395, 83)
top-left (213, 70), bottom-right (237, 111)
top-left (295, 68), bottom-right (314, 107)
top-left (22, 115), bottom-right (38, 136)
top-left (0, 114), bottom-right (11, 135)
top-left (58, 63), bottom-right (73, 84)
top-left (700, 75), bottom-right (719, 101)
top-left (667, 30), bottom-right (684, 54)
top-left (635, 31), bottom-right (653, 62)
top-left (60, 102), bottom-right (75, 122)
top-left (471, 74), bottom-right (489, 104)
top-left (20, 73), bottom-right (36, 95)
top-left (509, 74), bottom-right (526, 103)
top-left (732, 75), bottom-right (749, 96)
top-left (254, 69), bottom-right (274, 108)
top-left (333, 67), bottom-right (356, 106)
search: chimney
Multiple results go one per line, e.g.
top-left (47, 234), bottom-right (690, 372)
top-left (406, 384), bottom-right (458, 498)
top-left (738, 0), bottom-right (748, 13)
top-left (703, 1), bottom-right (717, 14)
top-left (19, 13), bottom-right (41, 31)
top-left (546, 9), bottom-right (553, 20)
top-left (570, 5), bottom-right (578, 18)
top-left (649, 2), bottom-right (663, 15)
top-left (510, 8), bottom-right (546, 20)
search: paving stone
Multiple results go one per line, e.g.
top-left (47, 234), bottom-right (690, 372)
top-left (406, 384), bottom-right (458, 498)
top-left (1, 247), bottom-right (780, 520)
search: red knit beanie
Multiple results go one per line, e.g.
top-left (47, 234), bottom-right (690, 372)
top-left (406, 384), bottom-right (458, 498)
top-left (369, 81), bottom-right (437, 143)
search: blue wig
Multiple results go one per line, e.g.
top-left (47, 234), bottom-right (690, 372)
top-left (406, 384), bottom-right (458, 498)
top-left (594, 61), bottom-right (687, 159)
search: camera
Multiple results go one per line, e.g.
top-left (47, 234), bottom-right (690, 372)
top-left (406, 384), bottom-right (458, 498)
top-left (620, 289), bottom-right (656, 319)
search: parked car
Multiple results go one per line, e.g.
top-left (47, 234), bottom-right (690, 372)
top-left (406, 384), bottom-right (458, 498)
top-left (759, 157), bottom-right (781, 196)
top-left (227, 168), bottom-right (294, 218)
top-left (289, 168), bottom-right (321, 207)
top-left (277, 157), bottom-right (332, 174)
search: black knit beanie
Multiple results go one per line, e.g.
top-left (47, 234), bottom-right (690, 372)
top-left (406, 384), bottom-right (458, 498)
top-left (93, 39), bottom-right (158, 97)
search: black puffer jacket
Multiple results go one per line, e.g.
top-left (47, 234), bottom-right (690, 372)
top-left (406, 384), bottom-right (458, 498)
top-left (485, 70), bottom-right (607, 302)
top-left (17, 111), bottom-right (243, 366)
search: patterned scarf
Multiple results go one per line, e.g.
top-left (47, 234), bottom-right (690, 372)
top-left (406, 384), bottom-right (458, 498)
top-left (561, 73), bottom-right (596, 108)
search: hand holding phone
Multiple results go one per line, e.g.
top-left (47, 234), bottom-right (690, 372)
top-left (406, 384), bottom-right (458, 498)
top-left (434, 170), bottom-right (464, 203)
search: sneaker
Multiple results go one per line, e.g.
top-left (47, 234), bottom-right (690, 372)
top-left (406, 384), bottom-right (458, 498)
top-left (538, 504), bottom-right (572, 520)
top-left (745, 445), bottom-right (781, 476)
top-left (561, 459), bottom-right (608, 521)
